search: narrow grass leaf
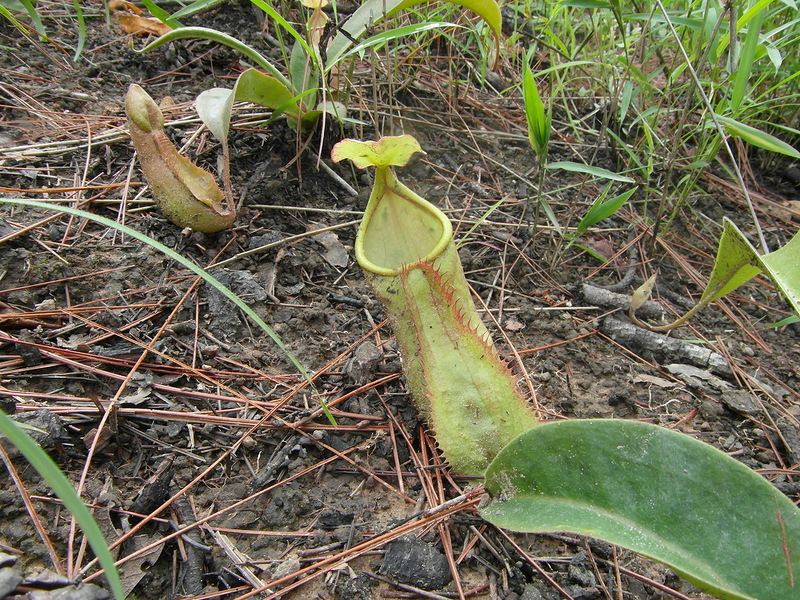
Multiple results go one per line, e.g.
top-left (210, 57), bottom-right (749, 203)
top-left (522, 52), bottom-right (550, 159)
top-left (0, 199), bottom-right (336, 425)
top-left (546, 161), bottom-right (635, 183)
top-left (0, 412), bottom-right (124, 600)
top-left (171, 0), bottom-right (227, 21)
top-left (70, 0), bottom-right (86, 61)
top-left (139, 0), bottom-right (179, 26)
top-left (577, 186), bottom-right (636, 235)
top-left (330, 22), bottom-right (459, 66)
top-left (391, 0), bottom-right (501, 39)
top-left (8, 0), bottom-right (46, 37)
top-left (714, 115), bottom-right (800, 160)
top-left (141, 27), bottom-right (293, 90)
top-left (483, 419), bottom-right (800, 600)
top-left (730, 6), bottom-right (765, 114)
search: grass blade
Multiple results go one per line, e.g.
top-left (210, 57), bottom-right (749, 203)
top-left (0, 411), bottom-right (124, 600)
top-left (0, 198), bottom-right (336, 424)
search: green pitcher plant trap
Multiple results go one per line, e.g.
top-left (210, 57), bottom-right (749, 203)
top-left (332, 134), bottom-right (800, 600)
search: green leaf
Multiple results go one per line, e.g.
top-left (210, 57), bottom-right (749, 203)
top-left (546, 161), bottom-right (635, 183)
top-left (392, 0), bottom-right (501, 39)
top-left (140, 27), bottom-right (293, 91)
top-left (729, 6), bottom-right (765, 114)
top-left (757, 225), bottom-right (800, 315)
top-left (0, 411), bottom-right (124, 600)
top-left (701, 219), bottom-right (800, 319)
top-left (576, 186), bottom-right (636, 235)
top-left (196, 88), bottom-right (234, 144)
top-left (482, 419), bottom-right (800, 600)
top-left (714, 115), bottom-right (800, 160)
top-left (1, 0), bottom-right (46, 37)
top-left (522, 50), bottom-right (550, 159)
top-left (0, 198), bottom-right (336, 425)
top-left (326, 0), bottom-right (500, 66)
top-left (330, 22), bottom-right (459, 67)
top-left (700, 218), bottom-right (764, 303)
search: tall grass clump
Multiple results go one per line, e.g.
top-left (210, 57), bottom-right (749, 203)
top-left (505, 0), bottom-right (800, 239)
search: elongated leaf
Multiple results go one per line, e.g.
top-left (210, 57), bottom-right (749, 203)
top-left (330, 22), bottom-right (459, 67)
top-left (729, 6), bottom-right (764, 114)
top-left (140, 27), bottom-right (293, 90)
top-left (0, 412), bottom-right (124, 600)
top-left (576, 186), bottom-right (636, 235)
top-left (0, 198), bottom-right (336, 425)
top-left (326, 0), bottom-right (500, 66)
top-left (546, 161), bottom-right (635, 183)
top-left (392, 0), bottom-right (501, 38)
top-left (522, 51), bottom-right (550, 159)
top-left (483, 419), bottom-right (800, 600)
top-left (715, 115), bottom-right (800, 159)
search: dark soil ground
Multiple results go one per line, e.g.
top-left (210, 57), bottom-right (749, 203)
top-left (1, 2), bottom-right (799, 600)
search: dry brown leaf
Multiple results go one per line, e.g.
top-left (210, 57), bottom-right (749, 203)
top-left (110, 0), bottom-right (172, 36)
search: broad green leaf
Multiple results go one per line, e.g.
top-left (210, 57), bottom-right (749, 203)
top-left (546, 161), bottom-right (635, 183)
top-left (700, 218), bottom-right (764, 303)
top-left (235, 68), bottom-right (302, 122)
top-left (0, 411), bottom-right (124, 600)
top-left (331, 135), bottom-right (424, 169)
top-left (701, 218), bottom-right (800, 319)
top-left (140, 27), bottom-right (293, 91)
top-left (715, 115), bottom-right (800, 159)
top-left (483, 419), bottom-right (800, 600)
top-left (756, 225), bottom-right (800, 315)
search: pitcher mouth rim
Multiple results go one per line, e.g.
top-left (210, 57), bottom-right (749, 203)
top-left (354, 171), bottom-right (453, 277)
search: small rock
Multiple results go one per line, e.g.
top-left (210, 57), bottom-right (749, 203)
top-left (520, 584), bottom-right (544, 600)
top-left (568, 552), bottom-right (596, 587)
top-left (27, 583), bottom-right (110, 600)
top-left (380, 536), bottom-right (451, 590)
top-left (0, 567), bottom-right (22, 597)
top-left (721, 390), bottom-right (760, 416)
top-left (345, 341), bottom-right (383, 385)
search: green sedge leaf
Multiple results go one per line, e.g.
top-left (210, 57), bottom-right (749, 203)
top-left (577, 186), bottom-right (637, 235)
top-left (0, 198), bottom-right (337, 425)
top-left (0, 412), bottom-right (124, 600)
top-left (140, 27), bottom-right (293, 90)
top-left (547, 161), bottom-right (635, 183)
top-left (715, 115), bottom-right (800, 159)
top-left (522, 55), bottom-right (550, 158)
